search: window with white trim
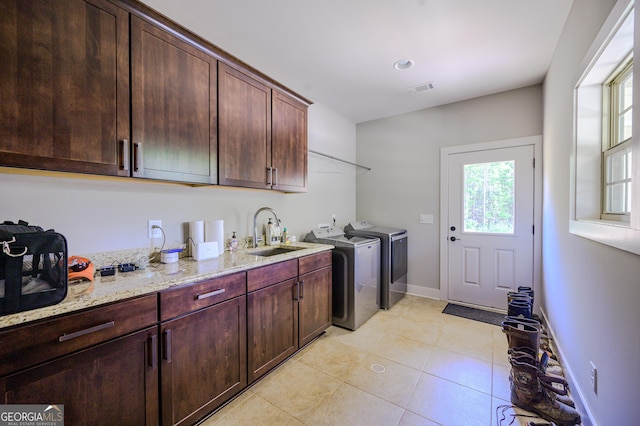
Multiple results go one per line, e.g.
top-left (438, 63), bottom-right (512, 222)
top-left (602, 58), bottom-right (633, 221)
top-left (571, 0), bottom-right (640, 255)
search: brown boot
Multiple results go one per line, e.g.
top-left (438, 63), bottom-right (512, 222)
top-left (509, 348), bottom-right (575, 408)
top-left (502, 319), bottom-right (540, 355)
top-left (504, 320), bottom-right (576, 410)
top-left (510, 356), bottom-right (581, 425)
top-left (505, 315), bottom-right (549, 338)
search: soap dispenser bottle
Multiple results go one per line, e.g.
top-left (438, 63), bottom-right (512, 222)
top-left (266, 218), bottom-right (275, 246)
top-left (230, 231), bottom-right (238, 252)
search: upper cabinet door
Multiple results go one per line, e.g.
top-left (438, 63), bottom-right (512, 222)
top-left (218, 63), bottom-right (272, 189)
top-left (0, 0), bottom-right (130, 176)
top-left (131, 16), bottom-right (217, 184)
top-left (272, 91), bottom-right (308, 192)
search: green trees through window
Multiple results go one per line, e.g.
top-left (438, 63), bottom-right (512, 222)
top-left (463, 161), bottom-right (515, 233)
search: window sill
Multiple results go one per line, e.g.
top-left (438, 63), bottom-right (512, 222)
top-left (569, 219), bottom-right (640, 255)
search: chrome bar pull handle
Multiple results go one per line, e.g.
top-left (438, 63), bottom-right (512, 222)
top-left (59, 321), bottom-right (115, 342)
top-left (149, 334), bottom-right (158, 369)
top-left (267, 167), bottom-right (273, 185)
top-left (163, 329), bottom-right (172, 363)
top-left (119, 139), bottom-right (130, 171)
top-left (133, 142), bottom-right (143, 174)
top-left (196, 288), bottom-right (225, 300)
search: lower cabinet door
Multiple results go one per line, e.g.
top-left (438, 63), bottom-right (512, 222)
top-left (299, 265), bottom-right (332, 347)
top-left (0, 327), bottom-right (159, 426)
top-left (247, 279), bottom-right (298, 383)
top-left (161, 295), bottom-right (247, 426)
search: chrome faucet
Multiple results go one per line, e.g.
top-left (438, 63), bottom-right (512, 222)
top-left (253, 207), bottom-right (281, 248)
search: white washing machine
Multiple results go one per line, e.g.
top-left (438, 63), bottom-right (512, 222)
top-left (305, 227), bottom-right (380, 330)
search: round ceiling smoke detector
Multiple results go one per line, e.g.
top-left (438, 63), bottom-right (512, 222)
top-left (393, 59), bottom-right (414, 70)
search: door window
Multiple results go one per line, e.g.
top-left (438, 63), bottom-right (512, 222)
top-left (463, 160), bottom-right (515, 234)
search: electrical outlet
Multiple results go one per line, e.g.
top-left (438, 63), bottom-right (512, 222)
top-left (148, 220), bottom-right (162, 239)
top-left (590, 361), bottom-right (597, 394)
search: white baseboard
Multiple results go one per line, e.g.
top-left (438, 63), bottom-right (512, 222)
top-left (406, 284), bottom-right (441, 300)
top-left (539, 308), bottom-right (596, 426)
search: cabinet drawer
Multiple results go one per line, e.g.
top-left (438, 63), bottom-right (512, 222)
top-left (0, 294), bottom-right (157, 377)
top-left (299, 251), bottom-right (332, 275)
top-left (160, 272), bottom-right (246, 321)
top-left (247, 259), bottom-right (298, 292)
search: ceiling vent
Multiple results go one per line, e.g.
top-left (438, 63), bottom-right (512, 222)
top-left (408, 82), bottom-right (435, 95)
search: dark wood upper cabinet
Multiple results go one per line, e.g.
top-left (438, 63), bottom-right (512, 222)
top-left (218, 63), bottom-right (309, 192)
top-left (218, 63), bottom-right (272, 189)
top-left (0, 0), bottom-right (308, 190)
top-left (0, 0), bottom-right (130, 176)
top-left (272, 91), bottom-right (308, 192)
top-left (130, 16), bottom-right (217, 184)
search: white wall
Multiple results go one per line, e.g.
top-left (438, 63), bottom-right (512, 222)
top-left (543, 0), bottom-right (639, 423)
top-left (0, 102), bottom-right (357, 256)
top-left (355, 86), bottom-right (542, 295)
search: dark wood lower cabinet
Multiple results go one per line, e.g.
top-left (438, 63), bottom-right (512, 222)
top-left (0, 327), bottom-right (159, 426)
top-left (0, 252), bottom-right (331, 425)
top-left (299, 265), bottom-right (332, 347)
top-left (160, 295), bottom-right (247, 426)
top-left (246, 253), bottom-right (332, 384)
top-left (247, 278), bottom-right (299, 383)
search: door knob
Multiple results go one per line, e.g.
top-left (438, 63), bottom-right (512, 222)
top-left (450, 236), bottom-right (461, 242)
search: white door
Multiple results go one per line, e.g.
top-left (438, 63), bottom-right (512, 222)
top-left (447, 145), bottom-right (534, 309)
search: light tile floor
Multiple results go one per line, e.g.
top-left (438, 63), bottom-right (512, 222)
top-left (200, 295), bottom-right (554, 426)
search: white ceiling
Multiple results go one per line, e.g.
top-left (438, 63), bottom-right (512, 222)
top-left (141, 0), bottom-right (574, 124)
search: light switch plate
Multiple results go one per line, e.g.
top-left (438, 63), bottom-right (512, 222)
top-left (419, 214), bottom-right (434, 224)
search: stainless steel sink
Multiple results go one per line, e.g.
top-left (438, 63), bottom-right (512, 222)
top-left (249, 246), bottom-right (304, 257)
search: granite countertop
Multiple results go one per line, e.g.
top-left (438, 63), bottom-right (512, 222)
top-left (0, 242), bottom-right (333, 330)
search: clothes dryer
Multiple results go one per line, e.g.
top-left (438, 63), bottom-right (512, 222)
top-left (344, 221), bottom-right (407, 309)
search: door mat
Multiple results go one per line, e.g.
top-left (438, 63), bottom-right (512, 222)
top-left (442, 303), bottom-right (505, 326)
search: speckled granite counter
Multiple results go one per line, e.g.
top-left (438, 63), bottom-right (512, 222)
top-left (0, 242), bottom-right (333, 329)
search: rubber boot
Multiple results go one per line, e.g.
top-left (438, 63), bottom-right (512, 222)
top-left (502, 319), bottom-right (540, 356)
top-left (517, 286), bottom-right (534, 303)
top-left (512, 286), bottom-right (542, 322)
top-left (504, 316), bottom-right (553, 359)
top-left (504, 315), bottom-right (548, 338)
top-left (509, 348), bottom-right (575, 408)
top-left (508, 291), bottom-right (533, 305)
top-left (507, 299), bottom-right (532, 319)
top-left (509, 356), bottom-right (581, 425)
